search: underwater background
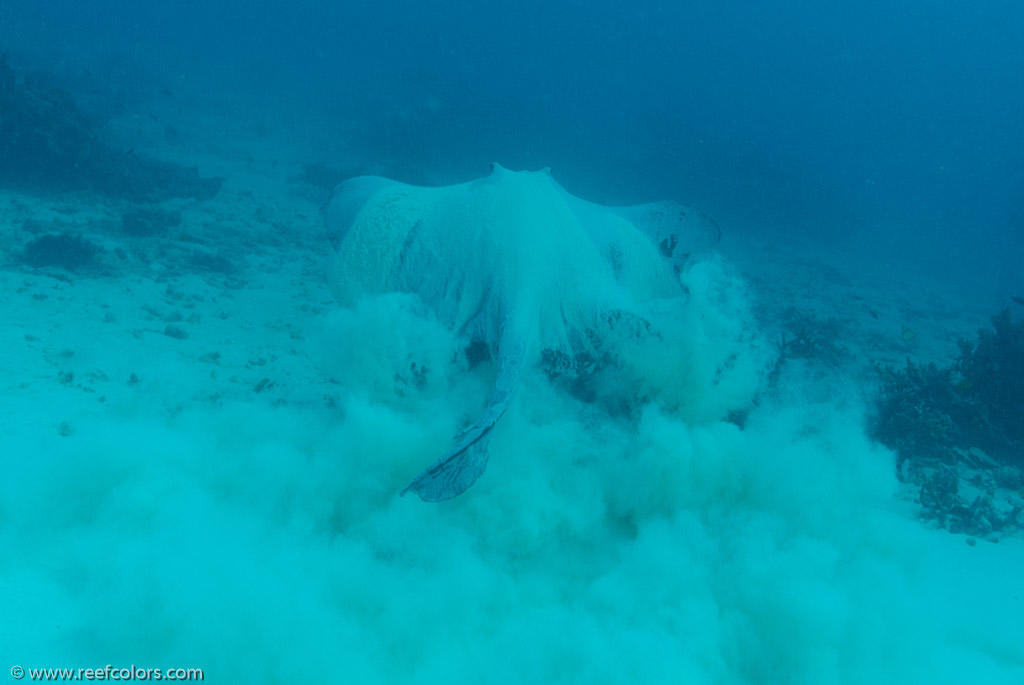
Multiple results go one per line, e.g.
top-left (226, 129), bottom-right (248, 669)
top-left (5, 0), bottom-right (1024, 292)
top-left (2, 1), bottom-right (1024, 682)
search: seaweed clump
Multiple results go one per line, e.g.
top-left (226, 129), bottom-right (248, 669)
top-left (956, 308), bottom-right (1024, 450)
top-left (873, 308), bottom-right (1024, 468)
top-left (872, 360), bottom-right (979, 468)
top-left (766, 307), bottom-right (851, 386)
top-left (22, 232), bottom-right (100, 270)
top-left (917, 467), bottom-right (1019, 537)
top-left (0, 52), bottom-right (222, 201)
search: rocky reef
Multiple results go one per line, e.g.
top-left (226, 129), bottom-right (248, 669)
top-left (0, 52), bottom-right (222, 201)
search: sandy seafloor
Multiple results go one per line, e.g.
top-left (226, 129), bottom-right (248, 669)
top-left (2, 96), bottom-right (1024, 684)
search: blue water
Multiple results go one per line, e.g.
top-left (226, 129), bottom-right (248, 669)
top-left (3, 0), bottom-right (1022, 291)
